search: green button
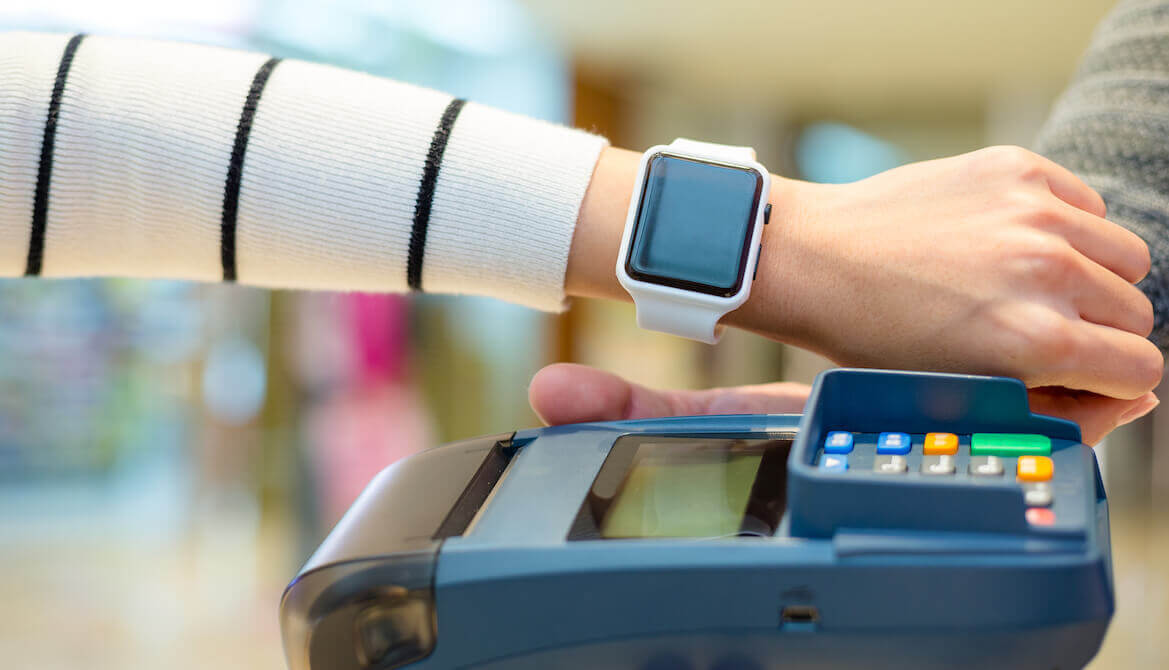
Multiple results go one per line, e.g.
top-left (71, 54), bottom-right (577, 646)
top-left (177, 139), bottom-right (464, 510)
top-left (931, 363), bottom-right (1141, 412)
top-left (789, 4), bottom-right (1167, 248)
top-left (970, 433), bottom-right (1051, 457)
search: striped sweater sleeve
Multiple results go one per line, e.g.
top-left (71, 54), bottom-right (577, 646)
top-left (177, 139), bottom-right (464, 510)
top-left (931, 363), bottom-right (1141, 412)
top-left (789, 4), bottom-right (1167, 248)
top-left (0, 32), bottom-right (608, 311)
top-left (1034, 0), bottom-right (1169, 351)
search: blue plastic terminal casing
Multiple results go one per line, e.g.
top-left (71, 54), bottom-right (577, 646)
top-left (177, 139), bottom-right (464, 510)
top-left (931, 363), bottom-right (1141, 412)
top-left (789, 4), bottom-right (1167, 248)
top-left (789, 368), bottom-right (1088, 538)
top-left (280, 369), bottom-right (1113, 670)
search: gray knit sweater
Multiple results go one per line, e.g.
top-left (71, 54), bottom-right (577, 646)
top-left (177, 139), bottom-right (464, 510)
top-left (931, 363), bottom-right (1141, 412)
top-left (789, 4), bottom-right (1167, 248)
top-left (1035, 0), bottom-right (1169, 351)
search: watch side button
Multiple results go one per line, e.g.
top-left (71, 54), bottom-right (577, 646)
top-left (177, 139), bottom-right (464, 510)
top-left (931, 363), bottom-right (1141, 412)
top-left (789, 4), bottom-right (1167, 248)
top-left (763, 203), bottom-right (772, 225)
top-left (753, 243), bottom-right (762, 280)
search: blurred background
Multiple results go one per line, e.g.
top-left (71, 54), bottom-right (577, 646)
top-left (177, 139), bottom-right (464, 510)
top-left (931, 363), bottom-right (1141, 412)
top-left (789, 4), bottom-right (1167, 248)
top-left (0, 0), bottom-right (1164, 668)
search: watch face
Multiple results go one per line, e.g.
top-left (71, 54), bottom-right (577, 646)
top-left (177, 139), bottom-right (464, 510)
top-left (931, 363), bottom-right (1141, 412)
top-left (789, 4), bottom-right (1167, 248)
top-left (627, 153), bottom-right (765, 297)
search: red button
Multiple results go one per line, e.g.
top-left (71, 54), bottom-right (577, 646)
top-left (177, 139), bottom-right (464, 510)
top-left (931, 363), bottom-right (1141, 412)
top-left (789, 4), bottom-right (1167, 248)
top-left (1026, 508), bottom-right (1055, 526)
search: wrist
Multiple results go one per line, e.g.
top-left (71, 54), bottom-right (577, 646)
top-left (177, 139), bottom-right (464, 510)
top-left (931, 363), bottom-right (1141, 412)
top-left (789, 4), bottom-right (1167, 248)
top-left (567, 144), bottom-right (818, 349)
top-left (723, 176), bottom-right (821, 349)
top-left (565, 145), bottom-right (641, 303)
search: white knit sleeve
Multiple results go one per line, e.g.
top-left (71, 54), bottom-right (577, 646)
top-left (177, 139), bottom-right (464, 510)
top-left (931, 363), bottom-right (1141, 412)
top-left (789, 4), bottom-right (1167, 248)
top-left (0, 32), bottom-right (609, 311)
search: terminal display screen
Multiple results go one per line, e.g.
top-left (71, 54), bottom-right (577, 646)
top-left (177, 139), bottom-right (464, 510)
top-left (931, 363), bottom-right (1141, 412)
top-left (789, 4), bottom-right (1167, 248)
top-left (569, 435), bottom-right (791, 540)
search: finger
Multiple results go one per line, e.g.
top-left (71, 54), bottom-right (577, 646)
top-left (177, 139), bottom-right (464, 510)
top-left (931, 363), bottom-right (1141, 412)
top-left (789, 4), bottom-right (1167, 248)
top-left (1042, 322), bottom-right (1164, 399)
top-left (1028, 387), bottom-right (1159, 445)
top-left (528, 363), bottom-right (810, 425)
top-left (694, 381), bottom-right (811, 416)
top-left (1029, 153), bottom-right (1107, 218)
top-left (1050, 200), bottom-right (1151, 283)
top-left (1072, 252), bottom-right (1155, 336)
top-left (529, 363), bottom-right (679, 425)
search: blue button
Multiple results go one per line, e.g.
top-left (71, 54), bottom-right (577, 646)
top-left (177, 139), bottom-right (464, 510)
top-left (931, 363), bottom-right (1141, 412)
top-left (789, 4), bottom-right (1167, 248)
top-left (877, 432), bottom-right (912, 455)
top-left (824, 431), bottom-right (854, 454)
top-left (819, 454), bottom-right (848, 472)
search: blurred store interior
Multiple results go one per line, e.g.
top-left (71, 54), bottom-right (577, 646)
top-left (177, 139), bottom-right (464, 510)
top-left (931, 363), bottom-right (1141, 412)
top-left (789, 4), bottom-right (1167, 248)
top-left (0, 1), bottom-right (1164, 668)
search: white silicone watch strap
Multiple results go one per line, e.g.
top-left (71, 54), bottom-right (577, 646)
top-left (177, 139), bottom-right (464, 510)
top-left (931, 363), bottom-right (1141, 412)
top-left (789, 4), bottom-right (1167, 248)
top-left (668, 138), bottom-right (756, 163)
top-left (622, 137), bottom-right (762, 344)
top-left (634, 293), bottom-right (726, 344)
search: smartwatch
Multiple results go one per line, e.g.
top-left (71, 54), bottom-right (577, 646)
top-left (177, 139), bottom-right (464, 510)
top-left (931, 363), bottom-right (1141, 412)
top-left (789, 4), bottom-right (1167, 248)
top-left (616, 138), bottom-right (771, 343)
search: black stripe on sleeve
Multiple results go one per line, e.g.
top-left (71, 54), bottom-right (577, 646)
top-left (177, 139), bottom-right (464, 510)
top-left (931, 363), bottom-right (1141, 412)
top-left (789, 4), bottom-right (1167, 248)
top-left (407, 97), bottom-right (467, 291)
top-left (25, 32), bottom-right (86, 277)
top-left (221, 57), bottom-right (282, 282)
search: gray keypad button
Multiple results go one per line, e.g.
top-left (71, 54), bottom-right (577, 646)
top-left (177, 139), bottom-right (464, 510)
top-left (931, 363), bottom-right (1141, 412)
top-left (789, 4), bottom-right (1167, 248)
top-left (1023, 482), bottom-right (1053, 507)
top-left (873, 454), bottom-right (908, 474)
top-left (921, 455), bottom-right (956, 475)
top-left (969, 455), bottom-right (1004, 477)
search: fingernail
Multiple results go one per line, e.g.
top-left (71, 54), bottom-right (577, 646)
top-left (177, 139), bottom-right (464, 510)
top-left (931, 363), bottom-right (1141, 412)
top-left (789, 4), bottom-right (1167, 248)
top-left (1119, 393), bottom-right (1160, 426)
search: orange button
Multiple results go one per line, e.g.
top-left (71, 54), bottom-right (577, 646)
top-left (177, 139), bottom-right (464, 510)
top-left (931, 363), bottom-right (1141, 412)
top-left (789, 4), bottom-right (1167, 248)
top-left (1017, 455), bottom-right (1054, 482)
top-left (1026, 508), bottom-right (1056, 526)
top-left (923, 432), bottom-right (958, 455)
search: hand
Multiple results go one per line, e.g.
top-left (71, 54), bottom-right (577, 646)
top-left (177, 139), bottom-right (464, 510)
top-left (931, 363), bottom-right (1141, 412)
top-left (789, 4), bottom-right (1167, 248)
top-left (570, 146), bottom-right (1162, 402)
top-left (528, 363), bottom-right (1159, 445)
top-left (732, 145), bottom-right (1164, 400)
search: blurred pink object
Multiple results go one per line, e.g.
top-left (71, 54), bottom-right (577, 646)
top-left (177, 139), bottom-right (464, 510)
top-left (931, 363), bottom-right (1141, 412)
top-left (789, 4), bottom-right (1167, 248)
top-left (350, 294), bottom-right (410, 385)
top-left (297, 292), bottom-right (432, 525)
top-left (304, 382), bottom-right (434, 525)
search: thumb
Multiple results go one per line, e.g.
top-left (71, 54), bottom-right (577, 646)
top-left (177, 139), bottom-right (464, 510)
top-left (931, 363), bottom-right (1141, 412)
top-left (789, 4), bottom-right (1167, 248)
top-left (528, 363), bottom-right (811, 426)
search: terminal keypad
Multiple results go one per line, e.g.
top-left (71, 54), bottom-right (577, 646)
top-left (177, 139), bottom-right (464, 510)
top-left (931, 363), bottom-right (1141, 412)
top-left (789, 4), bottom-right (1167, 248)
top-left (1023, 482), bottom-right (1053, 507)
top-left (923, 432), bottom-right (958, 455)
top-left (921, 454), bottom-right (956, 475)
top-left (969, 456), bottom-right (1004, 477)
top-left (819, 430), bottom-right (1063, 527)
top-left (873, 454), bottom-right (908, 474)
top-left (1016, 455), bottom-right (1053, 482)
top-left (876, 432), bottom-right (912, 455)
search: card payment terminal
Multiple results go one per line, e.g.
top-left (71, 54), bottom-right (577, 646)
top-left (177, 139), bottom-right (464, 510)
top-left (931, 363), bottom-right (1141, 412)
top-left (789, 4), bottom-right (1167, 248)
top-left (280, 369), bottom-right (1113, 669)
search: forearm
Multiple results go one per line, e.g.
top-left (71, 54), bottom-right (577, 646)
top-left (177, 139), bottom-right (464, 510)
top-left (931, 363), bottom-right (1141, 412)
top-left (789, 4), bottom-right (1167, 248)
top-left (0, 32), bottom-right (606, 310)
top-left (4, 30), bottom-right (816, 344)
